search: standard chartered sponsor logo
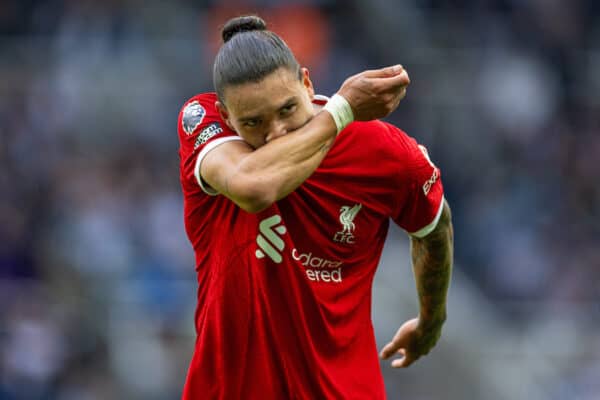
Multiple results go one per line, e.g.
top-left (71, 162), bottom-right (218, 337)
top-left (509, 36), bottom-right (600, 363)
top-left (291, 249), bottom-right (342, 268)
top-left (255, 215), bottom-right (287, 263)
top-left (292, 248), bottom-right (343, 283)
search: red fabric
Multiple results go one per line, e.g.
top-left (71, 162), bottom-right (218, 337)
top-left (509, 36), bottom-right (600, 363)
top-left (178, 93), bottom-right (444, 400)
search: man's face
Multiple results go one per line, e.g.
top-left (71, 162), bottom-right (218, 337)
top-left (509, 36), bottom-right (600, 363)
top-left (217, 67), bottom-right (316, 149)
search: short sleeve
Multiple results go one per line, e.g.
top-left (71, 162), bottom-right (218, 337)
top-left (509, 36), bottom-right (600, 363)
top-left (177, 93), bottom-right (243, 195)
top-left (387, 125), bottom-right (445, 237)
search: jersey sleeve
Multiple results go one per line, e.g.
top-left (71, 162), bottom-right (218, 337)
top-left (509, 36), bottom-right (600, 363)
top-left (177, 93), bottom-right (243, 195)
top-left (386, 124), bottom-right (445, 237)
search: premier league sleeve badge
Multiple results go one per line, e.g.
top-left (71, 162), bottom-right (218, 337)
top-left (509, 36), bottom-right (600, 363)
top-left (182, 101), bottom-right (206, 136)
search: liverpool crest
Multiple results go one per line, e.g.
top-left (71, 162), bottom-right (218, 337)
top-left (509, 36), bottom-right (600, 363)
top-left (333, 203), bottom-right (362, 244)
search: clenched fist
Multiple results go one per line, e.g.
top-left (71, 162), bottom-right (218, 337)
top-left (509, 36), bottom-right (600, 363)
top-left (337, 64), bottom-right (410, 121)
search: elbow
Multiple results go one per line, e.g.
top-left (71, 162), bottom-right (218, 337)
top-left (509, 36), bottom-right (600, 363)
top-left (239, 197), bottom-right (274, 214)
top-left (228, 178), bottom-right (277, 214)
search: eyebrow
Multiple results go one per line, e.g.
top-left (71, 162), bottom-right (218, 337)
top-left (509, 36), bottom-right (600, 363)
top-left (237, 96), bottom-right (298, 123)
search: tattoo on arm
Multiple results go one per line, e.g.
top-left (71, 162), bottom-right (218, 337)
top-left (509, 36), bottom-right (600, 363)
top-left (410, 200), bottom-right (454, 325)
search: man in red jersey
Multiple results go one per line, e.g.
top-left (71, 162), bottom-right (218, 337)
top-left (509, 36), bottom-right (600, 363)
top-left (178, 16), bottom-right (453, 400)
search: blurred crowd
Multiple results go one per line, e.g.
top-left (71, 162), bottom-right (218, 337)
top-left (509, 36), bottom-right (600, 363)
top-left (0, 0), bottom-right (598, 399)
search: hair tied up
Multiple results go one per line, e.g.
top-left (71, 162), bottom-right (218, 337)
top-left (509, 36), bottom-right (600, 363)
top-left (222, 15), bottom-right (267, 43)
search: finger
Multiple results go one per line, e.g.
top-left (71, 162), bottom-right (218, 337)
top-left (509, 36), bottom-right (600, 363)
top-left (373, 70), bottom-right (410, 89)
top-left (361, 64), bottom-right (404, 78)
top-left (391, 351), bottom-right (417, 368)
top-left (380, 340), bottom-right (405, 360)
top-left (379, 342), bottom-right (396, 359)
top-left (389, 87), bottom-right (406, 110)
top-left (397, 87), bottom-right (407, 101)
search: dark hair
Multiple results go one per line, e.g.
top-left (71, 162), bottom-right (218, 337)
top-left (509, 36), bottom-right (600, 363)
top-left (213, 15), bottom-right (301, 102)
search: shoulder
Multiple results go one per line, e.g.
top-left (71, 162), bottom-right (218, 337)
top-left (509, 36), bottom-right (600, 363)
top-left (177, 92), bottom-right (242, 196)
top-left (178, 92), bottom-right (220, 137)
top-left (177, 92), bottom-right (237, 151)
top-left (341, 120), bottom-right (417, 156)
top-left (345, 119), bottom-right (409, 140)
top-left (338, 120), bottom-right (436, 180)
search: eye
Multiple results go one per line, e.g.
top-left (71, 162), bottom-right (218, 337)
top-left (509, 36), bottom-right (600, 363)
top-left (243, 119), bottom-right (259, 128)
top-left (280, 104), bottom-right (296, 116)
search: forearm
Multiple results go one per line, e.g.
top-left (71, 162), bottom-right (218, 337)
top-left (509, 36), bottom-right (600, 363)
top-left (410, 200), bottom-right (454, 325)
top-left (203, 65), bottom-right (410, 213)
top-left (228, 111), bottom-right (337, 205)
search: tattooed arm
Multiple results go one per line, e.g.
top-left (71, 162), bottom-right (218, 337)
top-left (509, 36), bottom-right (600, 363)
top-left (380, 199), bottom-right (454, 368)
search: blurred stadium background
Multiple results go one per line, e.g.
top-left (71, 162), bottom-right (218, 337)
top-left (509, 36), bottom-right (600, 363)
top-left (1, 0), bottom-right (599, 399)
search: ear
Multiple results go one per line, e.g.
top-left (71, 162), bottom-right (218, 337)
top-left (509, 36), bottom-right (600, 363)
top-left (215, 100), bottom-right (235, 131)
top-left (300, 67), bottom-right (315, 100)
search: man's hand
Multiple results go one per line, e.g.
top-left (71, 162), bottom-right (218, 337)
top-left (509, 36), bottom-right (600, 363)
top-left (379, 317), bottom-right (444, 368)
top-left (338, 65), bottom-right (410, 121)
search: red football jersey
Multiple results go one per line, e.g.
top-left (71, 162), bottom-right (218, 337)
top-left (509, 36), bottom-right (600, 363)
top-left (177, 93), bottom-right (444, 400)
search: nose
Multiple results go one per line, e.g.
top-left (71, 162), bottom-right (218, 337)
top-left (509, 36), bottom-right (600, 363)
top-left (265, 121), bottom-right (288, 143)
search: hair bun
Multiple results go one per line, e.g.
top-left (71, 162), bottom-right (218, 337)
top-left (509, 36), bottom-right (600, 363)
top-left (222, 15), bottom-right (267, 43)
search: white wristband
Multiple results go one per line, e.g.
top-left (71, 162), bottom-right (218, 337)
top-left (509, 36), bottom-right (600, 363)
top-left (323, 94), bottom-right (354, 134)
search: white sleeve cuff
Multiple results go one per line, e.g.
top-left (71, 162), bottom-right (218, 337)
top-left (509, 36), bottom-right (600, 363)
top-left (409, 196), bottom-right (445, 238)
top-left (193, 136), bottom-right (244, 196)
